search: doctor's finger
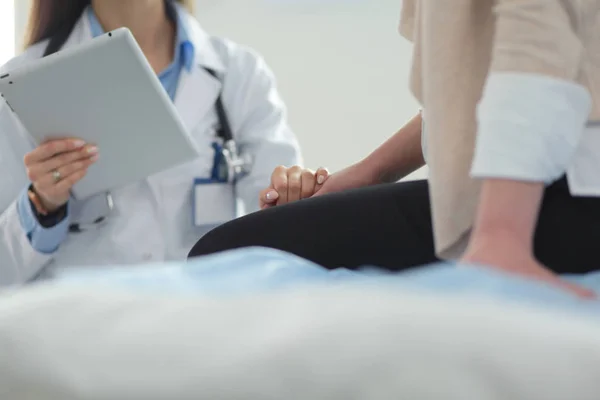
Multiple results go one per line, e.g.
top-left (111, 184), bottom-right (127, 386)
top-left (35, 157), bottom-right (96, 191)
top-left (300, 169), bottom-right (316, 199)
top-left (24, 138), bottom-right (87, 165)
top-left (286, 166), bottom-right (303, 203)
top-left (271, 167), bottom-right (289, 205)
top-left (27, 146), bottom-right (97, 182)
top-left (315, 167), bottom-right (329, 187)
top-left (259, 188), bottom-right (279, 209)
top-left (44, 169), bottom-right (89, 199)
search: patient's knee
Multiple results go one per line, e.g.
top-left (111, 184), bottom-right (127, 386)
top-left (188, 220), bottom-right (249, 259)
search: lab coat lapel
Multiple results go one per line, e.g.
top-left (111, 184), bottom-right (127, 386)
top-left (174, 11), bottom-right (225, 135)
top-left (174, 66), bottom-right (221, 134)
top-left (60, 11), bottom-right (94, 49)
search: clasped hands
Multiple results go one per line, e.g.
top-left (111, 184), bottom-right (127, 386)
top-left (260, 165), bottom-right (595, 300)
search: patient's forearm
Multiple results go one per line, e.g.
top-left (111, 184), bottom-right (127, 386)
top-left (471, 179), bottom-right (544, 249)
top-left (361, 112), bottom-right (425, 183)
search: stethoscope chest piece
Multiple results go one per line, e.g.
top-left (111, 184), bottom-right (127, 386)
top-left (68, 192), bottom-right (114, 233)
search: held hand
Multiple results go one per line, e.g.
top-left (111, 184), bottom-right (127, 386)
top-left (461, 233), bottom-right (595, 299)
top-left (311, 161), bottom-right (378, 198)
top-left (260, 166), bottom-right (329, 209)
top-left (24, 138), bottom-right (99, 212)
top-left (260, 161), bottom-right (380, 209)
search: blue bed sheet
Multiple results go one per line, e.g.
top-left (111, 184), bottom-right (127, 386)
top-left (54, 247), bottom-right (600, 316)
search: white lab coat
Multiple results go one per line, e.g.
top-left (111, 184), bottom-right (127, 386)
top-left (0, 10), bottom-right (302, 285)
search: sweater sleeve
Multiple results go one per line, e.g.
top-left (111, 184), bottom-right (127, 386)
top-left (470, 0), bottom-right (592, 183)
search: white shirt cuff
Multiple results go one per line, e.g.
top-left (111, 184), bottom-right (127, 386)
top-left (471, 72), bottom-right (592, 183)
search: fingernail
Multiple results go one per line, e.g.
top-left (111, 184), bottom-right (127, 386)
top-left (72, 140), bottom-right (85, 148)
top-left (265, 191), bottom-right (279, 201)
top-left (86, 146), bottom-right (98, 154)
top-left (317, 174), bottom-right (325, 185)
top-left (90, 155), bottom-right (99, 162)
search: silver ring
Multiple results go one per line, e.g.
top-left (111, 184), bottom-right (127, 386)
top-left (51, 170), bottom-right (61, 183)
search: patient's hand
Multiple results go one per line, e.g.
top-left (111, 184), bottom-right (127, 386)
top-left (260, 166), bottom-right (329, 209)
top-left (462, 233), bottom-right (596, 299)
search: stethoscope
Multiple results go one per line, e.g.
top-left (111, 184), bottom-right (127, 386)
top-left (204, 68), bottom-right (253, 184)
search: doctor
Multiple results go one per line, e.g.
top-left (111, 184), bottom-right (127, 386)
top-left (0, 0), bottom-right (302, 285)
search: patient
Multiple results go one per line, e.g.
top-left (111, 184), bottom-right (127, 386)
top-left (189, 0), bottom-right (600, 299)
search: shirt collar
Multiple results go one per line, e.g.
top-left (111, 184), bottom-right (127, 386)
top-left (86, 4), bottom-right (195, 72)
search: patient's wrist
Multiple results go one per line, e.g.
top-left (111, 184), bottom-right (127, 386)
top-left (356, 157), bottom-right (388, 185)
top-left (362, 155), bottom-right (419, 185)
top-left (359, 112), bottom-right (425, 185)
top-left (471, 179), bottom-right (544, 250)
top-left (378, 167), bottom-right (408, 184)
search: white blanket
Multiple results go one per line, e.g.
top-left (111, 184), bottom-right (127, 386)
top-left (0, 284), bottom-right (599, 400)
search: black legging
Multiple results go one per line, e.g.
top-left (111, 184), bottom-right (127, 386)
top-left (189, 178), bottom-right (600, 275)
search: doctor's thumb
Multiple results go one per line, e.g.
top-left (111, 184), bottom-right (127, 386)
top-left (259, 188), bottom-right (279, 209)
top-left (264, 190), bottom-right (279, 202)
top-left (315, 167), bottom-right (329, 186)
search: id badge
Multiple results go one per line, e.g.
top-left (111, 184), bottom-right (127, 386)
top-left (193, 178), bottom-right (236, 227)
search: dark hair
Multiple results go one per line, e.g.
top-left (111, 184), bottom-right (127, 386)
top-left (23, 0), bottom-right (195, 49)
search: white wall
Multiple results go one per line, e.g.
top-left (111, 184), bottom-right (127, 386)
top-left (0, 0), bottom-right (15, 65)
top-left (13, 0), bottom-right (30, 52)
top-left (13, 0), bottom-right (427, 178)
top-left (195, 0), bottom-right (426, 178)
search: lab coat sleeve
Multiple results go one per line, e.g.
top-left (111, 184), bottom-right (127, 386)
top-left (470, 0), bottom-right (591, 183)
top-left (17, 187), bottom-right (70, 254)
top-left (0, 104), bottom-right (56, 286)
top-left (0, 202), bottom-right (58, 286)
top-left (228, 50), bottom-right (303, 214)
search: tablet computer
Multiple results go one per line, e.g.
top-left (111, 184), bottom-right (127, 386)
top-left (0, 27), bottom-right (199, 200)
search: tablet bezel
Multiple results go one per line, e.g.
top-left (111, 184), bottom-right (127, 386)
top-left (0, 27), bottom-right (199, 200)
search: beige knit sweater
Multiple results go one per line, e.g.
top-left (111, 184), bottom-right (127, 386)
top-left (399, 0), bottom-right (600, 259)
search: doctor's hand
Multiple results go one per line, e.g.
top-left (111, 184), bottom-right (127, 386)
top-left (260, 166), bottom-right (329, 209)
top-left (24, 138), bottom-right (98, 212)
top-left (260, 161), bottom-right (380, 209)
